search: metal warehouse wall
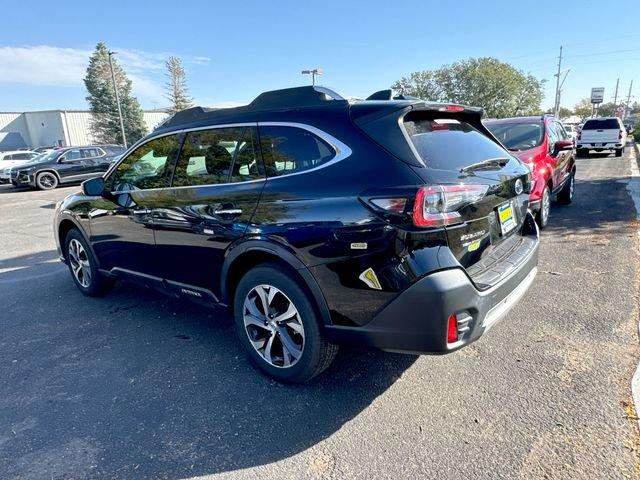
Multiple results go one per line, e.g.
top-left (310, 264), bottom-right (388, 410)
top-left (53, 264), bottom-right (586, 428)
top-left (63, 111), bottom-right (95, 146)
top-left (0, 110), bottom-right (169, 149)
top-left (23, 111), bottom-right (67, 148)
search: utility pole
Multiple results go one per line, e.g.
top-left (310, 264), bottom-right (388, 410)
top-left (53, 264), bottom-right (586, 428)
top-left (625, 80), bottom-right (633, 118)
top-left (613, 78), bottom-right (619, 108)
top-left (108, 51), bottom-right (127, 148)
top-left (553, 45), bottom-right (563, 117)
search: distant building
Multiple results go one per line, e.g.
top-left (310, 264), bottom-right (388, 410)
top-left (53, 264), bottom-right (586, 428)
top-left (0, 110), bottom-right (169, 150)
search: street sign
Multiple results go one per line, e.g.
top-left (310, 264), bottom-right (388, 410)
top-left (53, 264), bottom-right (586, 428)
top-left (591, 87), bottom-right (605, 104)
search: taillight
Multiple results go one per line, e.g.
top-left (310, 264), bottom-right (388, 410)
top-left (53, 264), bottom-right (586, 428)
top-left (577, 131), bottom-right (581, 140)
top-left (370, 198), bottom-right (407, 213)
top-left (619, 130), bottom-right (623, 140)
top-left (413, 184), bottom-right (488, 228)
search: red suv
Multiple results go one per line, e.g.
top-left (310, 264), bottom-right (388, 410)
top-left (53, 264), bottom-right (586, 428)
top-left (485, 116), bottom-right (575, 228)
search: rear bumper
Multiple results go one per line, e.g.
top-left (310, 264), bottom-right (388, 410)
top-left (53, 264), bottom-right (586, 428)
top-left (325, 213), bottom-right (539, 354)
top-left (577, 142), bottom-right (623, 150)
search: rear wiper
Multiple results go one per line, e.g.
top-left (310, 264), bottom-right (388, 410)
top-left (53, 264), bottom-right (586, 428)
top-left (460, 158), bottom-right (509, 174)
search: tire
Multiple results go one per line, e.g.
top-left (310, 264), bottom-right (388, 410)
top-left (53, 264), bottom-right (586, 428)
top-left (36, 171), bottom-right (59, 190)
top-left (233, 262), bottom-right (338, 383)
top-left (535, 185), bottom-right (550, 229)
top-left (615, 148), bottom-right (623, 157)
top-left (557, 172), bottom-right (574, 205)
top-left (64, 229), bottom-right (113, 296)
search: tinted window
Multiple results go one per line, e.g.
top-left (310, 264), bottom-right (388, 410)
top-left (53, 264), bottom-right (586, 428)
top-left (107, 134), bottom-right (181, 191)
top-left (405, 118), bottom-right (511, 170)
top-left (485, 121), bottom-right (544, 151)
top-left (230, 127), bottom-right (262, 183)
top-left (11, 153), bottom-right (31, 160)
top-left (64, 149), bottom-right (82, 160)
top-left (547, 122), bottom-right (559, 153)
top-left (554, 122), bottom-right (568, 140)
top-left (259, 126), bottom-right (335, 176)
top-left (173, 128), bottom-right (243, 187)
top-left (582, 119), bottom-right (620, 130)
top-left (82, 148), bottom-right (100, 158)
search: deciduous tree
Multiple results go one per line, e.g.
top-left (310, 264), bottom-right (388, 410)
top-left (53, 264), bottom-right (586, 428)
top-left (392, 57), bottom-right (545, 118)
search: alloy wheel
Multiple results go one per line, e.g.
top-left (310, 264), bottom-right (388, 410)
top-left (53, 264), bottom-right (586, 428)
top-left (542, 188), bottom-right (550, 224)
top-left (38, 173), bottom-right (56, 189)
top-left (569, 176), bottom-right (574, 200)
top-left (68, 238), bottom-right (92, 288)
top-left (243, 284), bottom-right (305, 368)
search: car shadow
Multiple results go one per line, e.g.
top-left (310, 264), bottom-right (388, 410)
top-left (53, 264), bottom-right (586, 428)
top-left (0, 259), bottom-right (417, 478)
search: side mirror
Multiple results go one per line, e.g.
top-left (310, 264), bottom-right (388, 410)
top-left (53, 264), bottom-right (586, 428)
top-left (82, 177), bottom-right (105, 196)
top-left (553, 140), bottom-right (573, 154)
top-left (57, 156), bottom-right (66, 163)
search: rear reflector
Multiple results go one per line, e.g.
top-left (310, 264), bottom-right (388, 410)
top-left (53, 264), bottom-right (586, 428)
top-left (413, 184), bottom-right (488, 228)
top-left (447, 314), bottom-right (458, 343)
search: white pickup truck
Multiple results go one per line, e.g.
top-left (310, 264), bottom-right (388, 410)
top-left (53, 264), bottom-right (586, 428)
top-left (576, 117), bottom-right (627, 157)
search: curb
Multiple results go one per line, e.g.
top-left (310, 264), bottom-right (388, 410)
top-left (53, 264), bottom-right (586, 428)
top-left (628, 142), bottom-right (640, 427)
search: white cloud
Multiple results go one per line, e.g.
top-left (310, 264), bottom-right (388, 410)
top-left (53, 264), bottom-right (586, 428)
top-left (0, 45), bottom-right (210, 104)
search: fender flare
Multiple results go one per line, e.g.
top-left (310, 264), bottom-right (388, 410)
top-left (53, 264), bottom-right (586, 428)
top-left (220, 238), bottom-right (333, 326)
top-left (56, 213), bottom-right (101, 268)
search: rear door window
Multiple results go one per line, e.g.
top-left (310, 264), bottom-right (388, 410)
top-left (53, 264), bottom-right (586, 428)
top-left (258, 126), bottom-right (335, 176)
top-left (404, 118), bottom-right (511, 170)
top-left (172, 127), bottom-right (245, 187)
top-left (582, 119), bottom-right (620, 130)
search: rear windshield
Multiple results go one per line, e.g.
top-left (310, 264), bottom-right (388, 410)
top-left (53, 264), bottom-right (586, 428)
top-left (404, 118), bottom-right (511, 170)
top-left (484, 121), bottom-right (544, 151)
top-left (582, 119), bottom-right (620, 130)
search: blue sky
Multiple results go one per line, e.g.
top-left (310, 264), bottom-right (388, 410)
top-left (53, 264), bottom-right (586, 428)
top-left (1, 0), bottom-right (638, 112)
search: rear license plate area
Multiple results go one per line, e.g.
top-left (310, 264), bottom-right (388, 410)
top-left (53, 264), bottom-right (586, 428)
top-left (497, 201), bottom-right (516, 236)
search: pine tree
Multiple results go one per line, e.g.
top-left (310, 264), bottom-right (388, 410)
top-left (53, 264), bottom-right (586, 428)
top-left (84, 42), bottom-right (148, 145)
top-left (164, 56), bottom-right (194, 114)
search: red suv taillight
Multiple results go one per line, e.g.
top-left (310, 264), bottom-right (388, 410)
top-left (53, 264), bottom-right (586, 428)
top-left (413, 184), bottom-right (488, 228)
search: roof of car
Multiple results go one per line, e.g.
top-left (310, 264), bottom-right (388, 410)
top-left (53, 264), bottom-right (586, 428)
top-left (155, 86), bottom-right (484, 133)
top-left (484, 116), bottom-right (549, 124)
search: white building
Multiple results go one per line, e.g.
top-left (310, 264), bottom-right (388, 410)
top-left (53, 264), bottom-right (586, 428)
top-left (0, 110), bottom-right (169, 150)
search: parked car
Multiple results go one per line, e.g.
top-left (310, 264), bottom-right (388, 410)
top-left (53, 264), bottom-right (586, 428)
top-left (54, 86), bottom-right (539, 382)
top-left (11, 145), bottom-right (125, 190)
top-left (33, 146), bottom-right (56, 153)
top-left (0, 150), bottom-right (39, 183)
top-left (485, 115), bottom-right (575, 228)
top-left (576, 117), bottom-right (627, 157)
top-left (562, 123), bottom-right (578, 143)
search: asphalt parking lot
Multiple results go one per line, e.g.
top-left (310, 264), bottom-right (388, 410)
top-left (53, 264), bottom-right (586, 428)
top-left (1, 147), bottom-right (639, 479)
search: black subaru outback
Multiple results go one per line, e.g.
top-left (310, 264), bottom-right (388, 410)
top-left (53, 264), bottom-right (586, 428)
top-left (54, 86), bottom-right (539, 382)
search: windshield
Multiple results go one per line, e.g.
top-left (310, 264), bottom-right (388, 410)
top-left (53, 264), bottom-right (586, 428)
top-left (404, 118), bottom-right (512, 170)
top-left (28, 151), bottom-right (60, 164)
top-left (485, 121), bottom-right (544, 151)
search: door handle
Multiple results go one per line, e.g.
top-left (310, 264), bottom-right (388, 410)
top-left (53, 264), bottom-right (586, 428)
top-left (214, 208), bottom-right (242, 216)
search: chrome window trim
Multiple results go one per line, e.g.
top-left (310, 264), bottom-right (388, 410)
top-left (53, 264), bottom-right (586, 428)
top-left (258, 121), bottom-right (352, 180)
top-left (102, 121), bottom-right (352, 192)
